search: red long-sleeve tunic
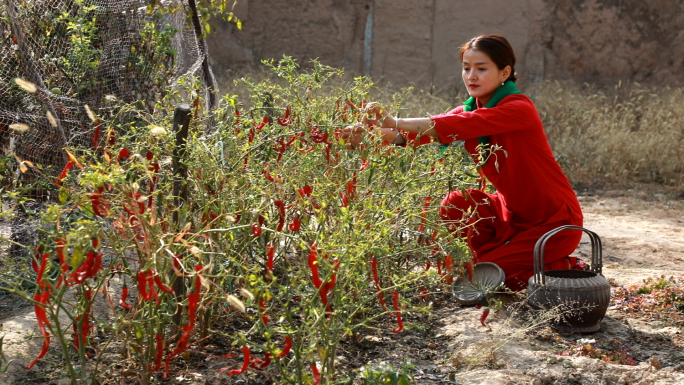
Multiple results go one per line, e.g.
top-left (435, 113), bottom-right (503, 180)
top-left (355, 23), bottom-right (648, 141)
top-left (421, 94), bottom-right (584, 290)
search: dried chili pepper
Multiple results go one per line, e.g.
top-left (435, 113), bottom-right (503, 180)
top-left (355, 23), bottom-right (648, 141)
top-left (392, 291), bottom-right (404, 333)
top-left (275, 336), bottom-right (292, 359)
top-left (370, 256), bottom-right (388, 311)
top-left (118, 283), bottom-right (132, 310)
top-left (148, 332), bottom-right (163, 371)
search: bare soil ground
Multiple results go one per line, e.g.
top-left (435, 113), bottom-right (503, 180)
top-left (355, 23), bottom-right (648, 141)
top-left (2, 188), bottom-right (684, 385)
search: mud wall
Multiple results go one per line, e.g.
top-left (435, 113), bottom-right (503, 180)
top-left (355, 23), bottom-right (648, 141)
top-left (207, 0), bottom-right (684, 90)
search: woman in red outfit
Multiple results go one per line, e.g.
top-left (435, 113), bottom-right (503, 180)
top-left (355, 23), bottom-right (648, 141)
top-left (351, 35), bottom-right (584, 290)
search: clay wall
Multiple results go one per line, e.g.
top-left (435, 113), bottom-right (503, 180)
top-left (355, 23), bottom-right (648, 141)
top-left (207, 0), bottom-right (684, 90)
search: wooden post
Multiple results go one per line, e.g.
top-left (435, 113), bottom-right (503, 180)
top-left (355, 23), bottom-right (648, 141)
top-left (171, 103), bottom-right (191, 329)
top-left (187, 0), bottom-right (218, 133)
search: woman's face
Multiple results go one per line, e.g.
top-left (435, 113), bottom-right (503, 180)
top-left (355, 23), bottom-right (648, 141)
top-left (461, 49), bottom-right (511, 106)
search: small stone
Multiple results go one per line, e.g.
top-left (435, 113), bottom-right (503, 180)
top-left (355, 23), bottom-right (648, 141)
top-left (562, 360), bottom-right (574, 368)
top-left (546, 355), bottom-right (558, 364)
top-left (531, 379), bottom-right (542, 385)
top-left (649, 357), bottom-right (662, 370)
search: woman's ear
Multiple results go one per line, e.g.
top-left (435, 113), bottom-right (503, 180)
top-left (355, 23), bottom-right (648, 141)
top-left (502, 66), bottom-right (512, 82)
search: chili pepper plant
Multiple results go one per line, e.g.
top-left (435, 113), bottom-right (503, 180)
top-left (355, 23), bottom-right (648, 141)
top-left (0, 58), bottom-right (479, 384)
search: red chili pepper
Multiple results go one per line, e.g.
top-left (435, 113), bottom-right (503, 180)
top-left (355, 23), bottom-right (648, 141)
top-left (251, 222), bottom-right (262, 237)
top-left (263, 163), bottom-right (276, 182)
top-left (480, 307), bottom-right (490, 327)
top-left (299, 185), bottom-right (313, 197)
top-left (276, 336), bottom-right (292, 359)
top-left (117, 148), bottom-right (129, 160)
top-left (26, 290), bottom-right (51, 369)
top-left (137, 270), bottom-right (153, 301)
top-left (148, 161), bottom-right (160, 207)
top-left (254, 116), bottom-right (268, 130)
top-left (266, 243), bottom-right (275, 278)
top-left (55, 160), bottom-right (75, 185)
top-left (259, 299), bottom-right (269, 324)
top-left (312, 364), bottom-right (321, 385)
top-left (248, 128), bottom-right (255, 143)
top-left (425, 260), bottom-right (431, 271)
top-left (218, 346), bottom-right (251, 376)
top-left (370, 256), bottom-right (388, 311)
top-left (93, 120), bottom-right (101, 148)
top-left (118, 284), bottom-right (132, 310)
top-left (288, 217), bottom-right (301, 232)
top-left (73, 289), bottom-right (93, 350)
top-left (347, 174), bottom-right (357, 199)
top-left (148, 332), bottom-right (163, 371)
top-left (36, 253), bottom-right (49, 287)
top-left (418, 196), bottom-right (432, 233)
top-left (145, 150), bottom-right (153, 161)
top-left (392, 291), bottom-right (404, 333)
top-left (308, 245), bottom-right (322, 288)
top-left (164, 324), bottom-right (192, 378)
top-left (55, 238), bottom-right (69, 274)
top-left (359, 158), bottom-right (369, 171)
top-left (444, 255), bottom-right (454, 284)
top-left (163, 266), bottom-right (202, 378)
top-left (107, 130), bottom-right (117, 146)
top-left (339, 192), bottom-right (349, 207)
top-left (154, 274), bottom-right (174, 293)
top-left (465, 261), bottom-right (474, 284)
top-left (277, 106), bottom-right (291, 126)
top-left (250, 352), bottom-right (271, 369)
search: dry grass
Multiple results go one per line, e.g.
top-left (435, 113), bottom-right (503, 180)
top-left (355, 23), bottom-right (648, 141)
top-left (216, 65), bottom-right (684, 193)
top-left (533, 80), bottom-right (684, 192)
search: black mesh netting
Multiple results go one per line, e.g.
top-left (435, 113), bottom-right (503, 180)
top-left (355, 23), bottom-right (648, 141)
top-left (0, 0), bottom-right (214, 261)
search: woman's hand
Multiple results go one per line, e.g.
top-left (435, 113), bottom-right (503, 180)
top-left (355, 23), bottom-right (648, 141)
top-left (340, 124), bottom-right (366, 148)
top-left (362, 102), bottom-right (395, 129)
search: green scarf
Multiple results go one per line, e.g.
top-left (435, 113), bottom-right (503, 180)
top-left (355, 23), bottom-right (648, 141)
top-left (462, 80), bottom-right (522, 147)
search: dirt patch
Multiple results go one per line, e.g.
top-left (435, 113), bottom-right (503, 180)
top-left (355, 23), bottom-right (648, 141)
top-left (2, 192), bottom-right (684, 384)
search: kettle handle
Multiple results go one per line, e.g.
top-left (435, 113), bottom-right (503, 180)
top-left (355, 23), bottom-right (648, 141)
top-left (532, 225), bottom-right (602, 286)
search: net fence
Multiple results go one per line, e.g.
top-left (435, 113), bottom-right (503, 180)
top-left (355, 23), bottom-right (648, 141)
top-left (0, 0), bottom-right (214, 261)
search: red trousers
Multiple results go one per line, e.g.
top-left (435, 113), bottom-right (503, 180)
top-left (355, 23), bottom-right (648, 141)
top-left (439, 189), bottom-right (584, 291)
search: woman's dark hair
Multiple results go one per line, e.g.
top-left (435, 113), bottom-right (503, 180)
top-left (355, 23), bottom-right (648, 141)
top-left (459, 34), bottom-right (517, 83)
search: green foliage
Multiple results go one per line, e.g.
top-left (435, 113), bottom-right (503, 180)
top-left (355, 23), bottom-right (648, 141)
top-left (0, 57), bottom-right (476, 384)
